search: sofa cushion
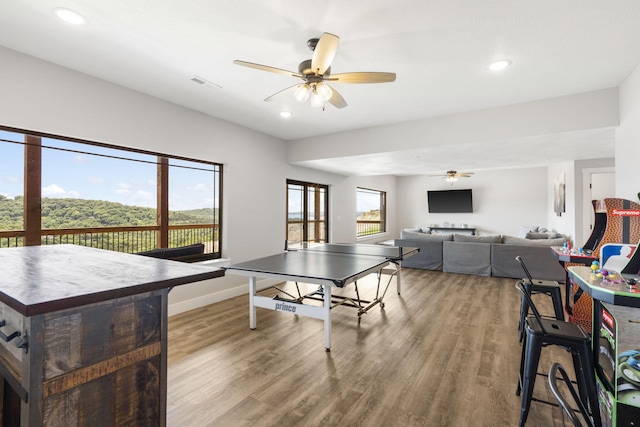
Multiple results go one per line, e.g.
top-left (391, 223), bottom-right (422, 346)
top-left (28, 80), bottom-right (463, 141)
top-left (525, 232), bottom-right (550, 240)
top-left (502, 236), bottom-right (566, 246)
top-left (404, 227), bottom-right (422, 233)
top-left (401, 230), bottom-right (453, 241)
top-left (491, 244), bottom-right (566, 281)
top-left (401, 230), bottom-right (425, 238)
top-left (136, 243), bottom-right (205, 260)
top-left (453, 234), bottom-right (502, 243)
top-left (394, 237), bottom-right (444, 270)
top-left (443, 241), bottom-right (491, 276)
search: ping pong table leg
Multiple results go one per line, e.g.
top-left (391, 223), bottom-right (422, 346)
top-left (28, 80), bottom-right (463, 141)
top-left (383, 261), bottom-right (402, 294)
top-left (324, 284), bottom-right (332, 351)
top-left (249, 276), bottom-right (257, 330)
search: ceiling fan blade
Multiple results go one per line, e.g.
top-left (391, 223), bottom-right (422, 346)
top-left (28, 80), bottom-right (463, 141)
top-left (233, 60), bottom-right (303, 78)
top-left (327, 72), bottom-right (396, 84)
top-left (264, 84), bottom-right (299, 102)
top-left (327, 85), bottom-right (347, 109)
top-left (311, 33), bottom-right (339, 75)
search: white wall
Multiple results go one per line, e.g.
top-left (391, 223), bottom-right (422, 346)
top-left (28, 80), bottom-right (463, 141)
top-left (329, 174), bottom-right (398, 243)
top-left (617, 63), bottom-right (640, 203)
top-left (288, 89), bottom-right (619, 163)
top-left (396, 167), bottom-right (548, 236)
top-left (0, 46), bottom-right (393, 315)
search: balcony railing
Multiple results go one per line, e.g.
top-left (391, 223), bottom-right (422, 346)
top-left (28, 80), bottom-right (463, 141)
top-left (0, 224), bottom-right (219, 255)
top-left (356, 220), bottom-right (384, 237)
top-left (286, 219), bottom-right (326, 243)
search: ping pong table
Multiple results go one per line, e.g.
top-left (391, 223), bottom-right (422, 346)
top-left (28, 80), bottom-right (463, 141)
top-left (224, 243), bottom-right (418, 350)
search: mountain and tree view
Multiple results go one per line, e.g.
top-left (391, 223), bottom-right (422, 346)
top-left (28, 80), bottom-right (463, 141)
top-left (0, 195), bottom-right (214, 229)
top-left (0, 195), bottom-right (217, 252)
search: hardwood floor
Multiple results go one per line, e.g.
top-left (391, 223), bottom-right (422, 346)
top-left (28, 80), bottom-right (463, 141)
top-left (167, 268), bottom-right (576, 426)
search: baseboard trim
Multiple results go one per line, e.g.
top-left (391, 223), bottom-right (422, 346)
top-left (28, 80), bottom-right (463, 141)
top-left (168, 278), bottom-right (281, 317)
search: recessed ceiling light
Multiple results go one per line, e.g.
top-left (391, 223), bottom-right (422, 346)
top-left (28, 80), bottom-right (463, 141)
top-left (54, 8), bottom-right (87, 25)
top-left (280, 111), bottom-right (292, 118)
top-left (488, 60), bottom-right (511, 71)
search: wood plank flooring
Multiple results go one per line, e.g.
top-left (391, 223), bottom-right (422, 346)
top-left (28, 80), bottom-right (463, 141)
top-left (167, 268), bottom-right (577, 426)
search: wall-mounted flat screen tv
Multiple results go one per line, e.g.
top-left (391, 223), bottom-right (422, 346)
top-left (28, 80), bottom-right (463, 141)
top-left (428, 189), bottom-right (473, 213)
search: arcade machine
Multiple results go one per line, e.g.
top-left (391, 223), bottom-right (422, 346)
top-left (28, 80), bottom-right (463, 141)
top-left (568, 197), bottom-right (640, 331)
top-left (568, 195), bottom-right (640, 425)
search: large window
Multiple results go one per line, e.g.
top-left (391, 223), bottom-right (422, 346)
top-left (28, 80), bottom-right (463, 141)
top-left (287, 180), bottom-right (328, 245)
top-left (356, 187), bottom-right (386, 237)
top-left (0, 126), bottom-right (222, 259)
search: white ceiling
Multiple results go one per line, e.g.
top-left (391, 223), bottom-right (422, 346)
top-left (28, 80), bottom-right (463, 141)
top-left (1, 1), bottom-right (639, 176)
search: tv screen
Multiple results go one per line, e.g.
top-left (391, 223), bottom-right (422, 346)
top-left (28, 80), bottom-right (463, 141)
top-left (428, 189), bottom-right (473, 213)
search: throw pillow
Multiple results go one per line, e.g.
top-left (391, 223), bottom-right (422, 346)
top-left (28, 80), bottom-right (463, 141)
top-left (401, 229), bottom-right (442, 239)
top-left (525, 232), bottom-right (550, 240)
top-left (518, 225), bottom-right (538, 238)
top-left (503, 235), bottom-right (566, 246)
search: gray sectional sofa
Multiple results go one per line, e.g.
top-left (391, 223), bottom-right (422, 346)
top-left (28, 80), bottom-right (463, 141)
top-left (394, 228), bottom-right (567, 282)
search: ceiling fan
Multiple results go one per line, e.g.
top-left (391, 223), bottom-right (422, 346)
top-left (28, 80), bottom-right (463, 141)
top-left (233, 32), bottom-right (396, 110)
top-left (429, 170), bottom-right (475, 184)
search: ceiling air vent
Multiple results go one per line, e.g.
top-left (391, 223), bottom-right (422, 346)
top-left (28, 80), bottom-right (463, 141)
top-left (191, 76), bottom-right (221, 89)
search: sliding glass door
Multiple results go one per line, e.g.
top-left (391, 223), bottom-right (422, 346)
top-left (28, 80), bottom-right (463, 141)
top-left (286, 179), bottom-right (328, 245)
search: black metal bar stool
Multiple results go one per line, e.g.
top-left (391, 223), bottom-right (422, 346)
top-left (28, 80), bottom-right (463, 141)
top-left (515, 281), bottom-right (600, 427)
top-left (516, 255), bottom-right (564, 342)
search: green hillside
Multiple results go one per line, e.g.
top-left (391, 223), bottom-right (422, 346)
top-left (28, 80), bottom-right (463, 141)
top-left (0, 196), bottom-right (215, 230)
top-left (357, 209), bottom-right (381, 220)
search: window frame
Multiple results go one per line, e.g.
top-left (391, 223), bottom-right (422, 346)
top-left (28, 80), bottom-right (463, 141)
top-left (356, 187), bottom-right (386, 238)
top-left (0, 125), bottom-right (223, 260)
top-left (286, 179), bottom-right (329, 245)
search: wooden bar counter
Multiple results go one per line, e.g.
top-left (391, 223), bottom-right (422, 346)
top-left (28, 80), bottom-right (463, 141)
top-left (0, 245), bottom-right (224, 426)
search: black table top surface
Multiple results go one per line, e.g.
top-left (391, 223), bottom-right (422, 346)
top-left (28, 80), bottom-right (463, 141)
top-left (225, 244), bottom-right (415, 287)
top-left (300, 243), bottom-right (418, 260)
top-left (0, 245), bottom-right (224, 316)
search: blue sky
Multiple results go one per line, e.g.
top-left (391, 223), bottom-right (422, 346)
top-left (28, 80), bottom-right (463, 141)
top-left (356, 188), bottom-right (382, 214)
top-left (0, 130), bottom-right (217, 210)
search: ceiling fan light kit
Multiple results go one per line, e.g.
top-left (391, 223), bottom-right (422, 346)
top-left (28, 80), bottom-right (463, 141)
top-left (294, 82), bottom-right (332, 106)
top-left (429, 170), bottom-right (474, 185)
top-left (293, 84), bottom-right (311, 102)
top-left (310, 89), bottom-right (324, 108)
top-left (315, 82), bottom-right (332, 101)
top-left (234, 32), bottom-right (396, 110)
